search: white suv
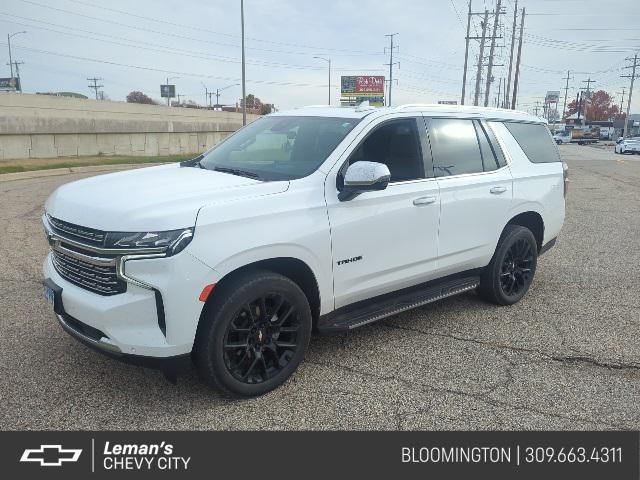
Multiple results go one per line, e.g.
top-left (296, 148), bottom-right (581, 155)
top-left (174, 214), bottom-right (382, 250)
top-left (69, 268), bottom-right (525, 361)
top-left (42, 104), bottom-right (567, 396)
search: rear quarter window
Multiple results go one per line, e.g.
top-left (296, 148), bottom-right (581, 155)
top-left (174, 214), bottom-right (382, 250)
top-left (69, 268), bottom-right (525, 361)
top-left (503, 122), bottom-right (561, 163)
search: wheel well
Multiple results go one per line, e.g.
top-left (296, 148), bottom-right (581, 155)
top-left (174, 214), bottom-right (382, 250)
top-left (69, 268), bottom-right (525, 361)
top-left (206, 257), bottom-right (321, 324)
top-left (506, 212), bottom-right (544, 251)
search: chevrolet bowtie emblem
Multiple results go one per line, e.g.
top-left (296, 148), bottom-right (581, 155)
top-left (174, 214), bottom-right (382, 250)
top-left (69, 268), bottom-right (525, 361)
top-left (20, 445), bottom-right (82, 467)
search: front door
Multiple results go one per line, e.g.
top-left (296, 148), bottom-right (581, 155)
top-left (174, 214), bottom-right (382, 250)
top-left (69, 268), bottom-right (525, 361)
top-left (325, 116), bottom-right (441, 309)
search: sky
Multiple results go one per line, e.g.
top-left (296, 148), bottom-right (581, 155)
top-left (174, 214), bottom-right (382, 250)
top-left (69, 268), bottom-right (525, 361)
top-left (1, 0), bottom-right (639, 116)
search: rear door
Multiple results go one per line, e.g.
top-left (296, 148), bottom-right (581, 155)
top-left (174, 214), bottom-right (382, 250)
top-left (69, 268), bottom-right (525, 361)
top-left (425, 117), bottom-right (513, 275)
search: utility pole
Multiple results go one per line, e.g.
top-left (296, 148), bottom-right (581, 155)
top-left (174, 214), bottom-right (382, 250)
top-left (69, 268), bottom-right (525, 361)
top-left (495, 77), bottom-right (502, 107)
top-left (87, 77), bottom-right (103, 100)
top-left (616, 87), bottom-right (626, 114)
top-left (207, 91), bottom-right (214, 108)
top-left (484, 0), bottom-right (502, 107)
top-left (213, 83), bottom-right (239, 109)
top-left (201, 83), bottom-right (209, 108)
top-left (504, 0), bottom-right (518, 109)
top-left (8, 61), bottom-right (24, 92)
top-left (461, 0), bottom-right (472, 105)
top-left (561, 70), bottom-right (572, 120)
top-left (580, 77), bottom-right (596, 122)
top-left (384, 33), bottom-right (399, 106)
top-left (474, 9), bottom-right (489, 106)
top-left (511, 7), bottom-right (525, 110)
top-left (621, 53), bottom-right (639, 139)
top-left (241, 0), bottom-right (247, 125)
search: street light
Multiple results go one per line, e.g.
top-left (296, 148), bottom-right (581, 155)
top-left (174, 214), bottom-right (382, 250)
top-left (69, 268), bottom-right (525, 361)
top-left (7, 31), bottom-right (26, 92)
top-left (166, 76), bottom-right (179, 107)
top-left (313, 56), bottom-right (331, 105)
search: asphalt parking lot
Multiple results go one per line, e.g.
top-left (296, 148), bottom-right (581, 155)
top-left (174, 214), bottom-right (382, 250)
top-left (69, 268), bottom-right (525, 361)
top-left (1, 144), bottom-right (638, 430)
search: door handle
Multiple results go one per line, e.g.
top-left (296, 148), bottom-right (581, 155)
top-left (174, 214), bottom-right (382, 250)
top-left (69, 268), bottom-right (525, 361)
top-left (413, 196), bottom-right (437, 206)
top-left (490, 186), bottom-right (507, 194)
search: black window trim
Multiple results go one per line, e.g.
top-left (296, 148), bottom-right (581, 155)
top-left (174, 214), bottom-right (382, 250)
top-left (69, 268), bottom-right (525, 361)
top-left (423, 116), bottom-right (512, 179)
top-left (473, 120), bottom-right (501, 171)
top-left (337, 116), bottom-right (429, 189)
top-left (479, 120), bottom-right (509, 168)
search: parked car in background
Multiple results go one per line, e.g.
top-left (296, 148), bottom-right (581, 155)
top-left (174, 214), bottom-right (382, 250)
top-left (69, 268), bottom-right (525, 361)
top-left (615, 137), bottom-right (640, 154)
top-left (42, 104), bottom-right (566, 397)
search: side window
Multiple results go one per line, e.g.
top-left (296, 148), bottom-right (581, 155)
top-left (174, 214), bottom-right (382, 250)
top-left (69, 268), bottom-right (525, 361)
top-left (503, 122), bottom-right (562, 163)
top-left (348, 118), bottom-right (424, 182)
top-left (474, 120), bottom-right (499, 172)
top-left (428, 118), bottom-right (483, 177)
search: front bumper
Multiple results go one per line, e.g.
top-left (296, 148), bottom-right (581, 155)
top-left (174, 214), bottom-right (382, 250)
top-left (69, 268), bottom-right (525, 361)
top-left (56, 311), bottom-right (192, 374)
top-left (43, 247), bottom-right (219, 359)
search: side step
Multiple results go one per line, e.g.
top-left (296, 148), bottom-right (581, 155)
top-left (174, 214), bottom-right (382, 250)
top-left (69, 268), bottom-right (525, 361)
top-left (318, 276), bottom-right (480, 334)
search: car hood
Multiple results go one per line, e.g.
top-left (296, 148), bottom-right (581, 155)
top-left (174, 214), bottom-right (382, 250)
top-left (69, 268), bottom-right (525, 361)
top-left (45, 163), bottom-right (289, 231)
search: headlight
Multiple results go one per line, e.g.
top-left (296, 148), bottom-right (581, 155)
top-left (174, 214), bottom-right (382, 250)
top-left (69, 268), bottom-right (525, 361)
top-left (104, 228), bottom-right (194, 256)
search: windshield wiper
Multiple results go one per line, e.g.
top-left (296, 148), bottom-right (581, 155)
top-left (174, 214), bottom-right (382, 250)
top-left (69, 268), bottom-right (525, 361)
top-left (214, 166), bottom-right (261, 180)
top-left (180, 155), bottom-right (204, 168)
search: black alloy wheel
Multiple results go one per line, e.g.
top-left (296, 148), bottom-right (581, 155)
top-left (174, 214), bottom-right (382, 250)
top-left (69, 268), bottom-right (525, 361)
top-left (194, 270), bottom-right (312, 397)
top-left (499, 237), bottom-right (534, 299)
top-left (223, 294), bottom-right (301, 384)
top-left (478, 224), bottom-right (538, 305)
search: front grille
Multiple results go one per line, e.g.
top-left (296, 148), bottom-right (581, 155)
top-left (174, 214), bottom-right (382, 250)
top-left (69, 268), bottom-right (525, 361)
top-left (52, 248), bottom-right (126, 296)
top-left (48, 215), bottom-right (106, 246)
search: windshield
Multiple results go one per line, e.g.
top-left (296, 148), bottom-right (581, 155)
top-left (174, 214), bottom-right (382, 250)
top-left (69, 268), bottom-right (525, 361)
top-left (199, 115), bottom-right (360, 181)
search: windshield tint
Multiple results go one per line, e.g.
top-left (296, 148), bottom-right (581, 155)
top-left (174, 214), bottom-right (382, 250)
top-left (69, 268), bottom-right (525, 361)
top-left (200, 116), bottom-right (360, 180)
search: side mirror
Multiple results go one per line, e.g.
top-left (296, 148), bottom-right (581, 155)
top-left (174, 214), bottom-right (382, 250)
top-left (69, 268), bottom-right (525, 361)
top-left (338, 161), bottom-right (391, 201)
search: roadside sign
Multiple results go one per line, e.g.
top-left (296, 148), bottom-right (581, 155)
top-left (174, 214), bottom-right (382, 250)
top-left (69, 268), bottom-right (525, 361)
top-left (438, 100), bottom-right (458, 105)
top-left (545, 91), bottom-right (560, 104)
top-left (0, 77), bottom-right (20, 91)
top-left (160, 84), bottom-right (176, 98)
top-left (341, 75), bottom-right (385, 107)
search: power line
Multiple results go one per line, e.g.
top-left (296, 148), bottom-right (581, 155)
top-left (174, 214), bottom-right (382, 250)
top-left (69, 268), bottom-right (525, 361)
top-left (2, 43), bottom-right (334, 89)
top-left (65, 0), bottom-right (385, 56)
top-left (17, 0), bottom-right (384, 58)
top-left (0, 13), bottom-right (387, 74)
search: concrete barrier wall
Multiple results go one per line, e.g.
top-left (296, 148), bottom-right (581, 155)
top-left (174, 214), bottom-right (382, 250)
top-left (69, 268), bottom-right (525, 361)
top-left (0, 93), bottom-right (259, 160)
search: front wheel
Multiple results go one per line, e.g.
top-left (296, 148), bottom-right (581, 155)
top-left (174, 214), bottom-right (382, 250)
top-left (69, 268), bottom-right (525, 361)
top-left (194, 270), bottom-right (312, 397)
top-left (478, 225), bottom-right (538, 305)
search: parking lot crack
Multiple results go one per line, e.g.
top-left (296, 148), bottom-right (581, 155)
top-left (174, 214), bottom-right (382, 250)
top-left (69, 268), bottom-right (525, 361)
top-left (551, 355), bottom-right (640, 371)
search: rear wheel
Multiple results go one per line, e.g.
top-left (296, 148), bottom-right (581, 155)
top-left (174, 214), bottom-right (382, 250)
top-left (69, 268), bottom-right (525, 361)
top-left (479, 225), bottom-right (538, 305)
top-left (194, 270), bottom-right (312, 397)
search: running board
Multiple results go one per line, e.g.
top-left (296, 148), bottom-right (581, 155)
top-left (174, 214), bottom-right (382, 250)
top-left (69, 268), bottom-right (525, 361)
top-left (318, 276), bottom-right (480, 334)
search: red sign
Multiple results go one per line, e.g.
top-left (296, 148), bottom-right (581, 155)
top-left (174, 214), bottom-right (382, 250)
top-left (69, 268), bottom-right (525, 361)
top-left (355, 76), bottom-right (385, 94)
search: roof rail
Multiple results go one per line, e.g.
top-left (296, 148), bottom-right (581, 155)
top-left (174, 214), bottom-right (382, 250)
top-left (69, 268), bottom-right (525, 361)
top-left (396, 103), bottom-right (441, 109)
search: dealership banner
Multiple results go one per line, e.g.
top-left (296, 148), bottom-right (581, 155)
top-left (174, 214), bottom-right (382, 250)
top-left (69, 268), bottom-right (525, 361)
top-left (0, 431), bottom-right (637, 479)
top-left (341, 75), bottom-right (385, 106)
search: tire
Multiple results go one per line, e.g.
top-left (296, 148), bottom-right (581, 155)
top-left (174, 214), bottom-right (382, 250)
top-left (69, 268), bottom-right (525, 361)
top-left (194, 270), bottom-right (312, 397)
top-left (478, 225), bottom-right (538, 306)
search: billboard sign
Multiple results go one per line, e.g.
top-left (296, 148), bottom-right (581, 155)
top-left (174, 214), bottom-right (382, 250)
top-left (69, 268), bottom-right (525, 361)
top-left (160, 84), bottom-right (176, 98)
top-left (0, 77), bottom-right (20, 91)
top-left (545, 91), bottom-right (560, 104)
top-left (341, 75), bottom-right (385, 107)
